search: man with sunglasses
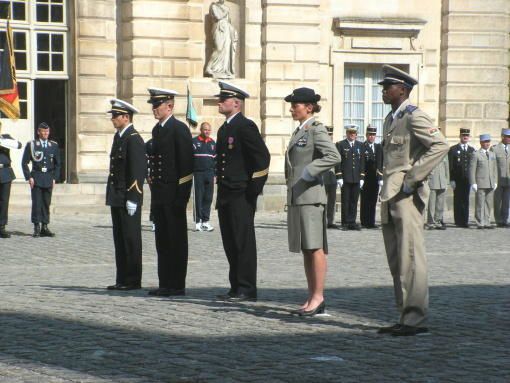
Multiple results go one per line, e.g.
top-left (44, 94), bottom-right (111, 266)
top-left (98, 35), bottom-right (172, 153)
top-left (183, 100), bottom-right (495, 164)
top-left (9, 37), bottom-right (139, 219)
top-left (106, 99), bottom-right (146, 290)
top-left (146, 88), bottom-right (193, 297)
top-left (214, 81), bottom-right (270, 302)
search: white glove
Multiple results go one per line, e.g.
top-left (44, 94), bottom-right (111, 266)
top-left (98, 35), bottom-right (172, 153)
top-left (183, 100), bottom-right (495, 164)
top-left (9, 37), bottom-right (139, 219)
top-left (126, 200), bottom-right (137, 216)
top-left (402, 183), bottom-right (414, 194)
top-left (494, 183), bottom-right (498, 190)
top-left (378, 180), bottom-right (383, 187)
top-left (471, 184), bottom-right (478, 192)
top-left (450, 181), bottom-right (456, 190)
top-left (337, 179), bottom-right (344, 188)
top-left (359, 180), bottom-right (364, 189)
top-left (301, 167), bottom-right (315, 182)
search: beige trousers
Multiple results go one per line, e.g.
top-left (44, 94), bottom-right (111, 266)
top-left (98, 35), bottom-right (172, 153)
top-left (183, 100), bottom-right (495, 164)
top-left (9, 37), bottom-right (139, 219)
top-left (475, 188), bottom-right (494, 227)
top-left (427, 188), bottom-right (446, 225)
top-left (381, 192), bottom-right (429, 327)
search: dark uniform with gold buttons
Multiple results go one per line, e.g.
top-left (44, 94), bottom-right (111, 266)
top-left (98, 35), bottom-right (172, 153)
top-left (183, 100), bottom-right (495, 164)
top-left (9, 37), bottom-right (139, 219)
top-left (360, 126), bottom-right (383, 228)
top-left (105, 99), bottom-right (146, 290)
top-left (448, 128), bottom-right (475, 227)
top-left (215, 81), bottom-right (270, 301)
top-left (21, 122), bottom-right (61, 237)
top-left (147, 88), bottom-right (193, 296)
top-left (335, 125), bottom-right (365, 230)
top-left (0, 131), bottom-right (22, 238)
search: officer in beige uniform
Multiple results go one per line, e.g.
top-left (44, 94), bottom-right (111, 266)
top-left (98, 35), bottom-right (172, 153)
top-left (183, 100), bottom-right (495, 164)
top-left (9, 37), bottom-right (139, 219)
top-left (492, 128), bottom-right (510, 227)
top-left (426, 154), bottom-right (449, 230)
top-left (285, 87), bottom-right (341, 316)
top-left (378, 65), bottom-right (449, 336)
top-left (470, 134), bottom-right (498, 229)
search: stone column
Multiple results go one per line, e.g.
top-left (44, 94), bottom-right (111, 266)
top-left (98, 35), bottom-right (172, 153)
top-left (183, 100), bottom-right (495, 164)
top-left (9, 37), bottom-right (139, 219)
top-left (440, 0), bottom-right (510, 140)
top-left (74, 0), bottom-right (118, 182)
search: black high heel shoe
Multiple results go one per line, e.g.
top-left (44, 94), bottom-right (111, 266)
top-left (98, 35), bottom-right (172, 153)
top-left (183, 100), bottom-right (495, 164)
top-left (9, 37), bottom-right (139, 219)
top-left (299, 301), bottom-right (325, 317)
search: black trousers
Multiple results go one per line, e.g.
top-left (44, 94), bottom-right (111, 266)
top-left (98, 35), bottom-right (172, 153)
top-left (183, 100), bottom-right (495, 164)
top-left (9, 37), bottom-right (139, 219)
top-left (360, 180), bottom-right (378, 226)
top-left (31, 186), bottom-right (52, 224)
top-left (111, 206), bottom-right (142, 285)
top-left (453, 180), bottom-right (470, 226)
top-left (194, 171), bottom-right (214, 222)
top-left (341, 182), bottom-right (360, 225)
top-left (218, 194), bottom-right (257, 297)
top-left (153, 204), bottom-right (188, 290)
top-left (0, 181), bottom-right (11, 226)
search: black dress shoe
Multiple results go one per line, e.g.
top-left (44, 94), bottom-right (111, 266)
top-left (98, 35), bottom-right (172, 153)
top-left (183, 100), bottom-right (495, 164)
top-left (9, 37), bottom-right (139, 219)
top-left (485, 225), bottom-right (495, 230)
top-left (148, 288), bottom-right (185, 297)
top-left (436, 225), bottom-right (446, 230)
top-left (107, 284), bottom-right (122, 290)
top-left (216, 290), bottom-right (237, 300)
top-left (117, 284), bottom-right (141, 291)
top-left (327, 223), bottom-right (340, 229)
top-left (40, 224), bottom-right (55, 237)
top-left (0, 225), bottom-right (10, 238)
top-left (377, 323), bottom-right (402, 334)
top-left (391, 325), bottom-right (428, 336)
top-left (299, 301), bottom-right (325, 316)
top-left (226, 293), bottom-right (257, 302)
top-left (348, 223), bottom-right (361, 231)
top-left (33, 223), bottom-right (41, 237)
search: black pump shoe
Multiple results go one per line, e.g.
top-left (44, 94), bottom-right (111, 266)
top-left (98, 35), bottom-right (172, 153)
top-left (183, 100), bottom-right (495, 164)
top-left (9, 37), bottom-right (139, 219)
top-left (299, 301), bottom-right (325, 317)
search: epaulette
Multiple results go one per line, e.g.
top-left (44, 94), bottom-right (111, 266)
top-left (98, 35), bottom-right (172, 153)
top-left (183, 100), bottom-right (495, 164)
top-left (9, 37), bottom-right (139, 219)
top-left (130, 132), bottom-right (138, 136)
top-left (405, 105), bottom-right (418, 114)
top-left (311, 120), bottom-right (321, 126)
top-left (50, 140), bottom-right (58, 144)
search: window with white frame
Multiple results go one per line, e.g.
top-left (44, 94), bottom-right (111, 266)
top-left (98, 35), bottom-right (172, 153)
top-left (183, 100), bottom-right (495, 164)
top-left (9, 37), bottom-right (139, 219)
top-left (36, 32), bottom-right (64, 71)
top-left (344, 66), bottom-right (392, 141)
top-left (35, 0), bottom-right (64, 24)
top-left (0, 1), bottom-right (27, 22)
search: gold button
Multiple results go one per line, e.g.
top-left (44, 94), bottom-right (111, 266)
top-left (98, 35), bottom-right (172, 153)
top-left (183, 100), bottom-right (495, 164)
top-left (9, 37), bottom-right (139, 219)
top-left (222, 154), bottom-right (225, 157)
top-left (222, 168), bottom-right (224, 171)
top-left (110, 173), bottom-right (114, 176)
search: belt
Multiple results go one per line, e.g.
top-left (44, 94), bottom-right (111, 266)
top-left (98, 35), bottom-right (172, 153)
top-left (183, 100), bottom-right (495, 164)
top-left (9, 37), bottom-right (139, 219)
top-left (0, 164), bottom-right (10, 168)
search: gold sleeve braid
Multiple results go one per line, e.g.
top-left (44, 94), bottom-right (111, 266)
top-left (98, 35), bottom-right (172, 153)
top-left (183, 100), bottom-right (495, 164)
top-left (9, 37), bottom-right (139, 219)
top-left (252, 168), bottom-right (269, 179)
top-left (127, 180), bottom-right (142, 194)
top-left (179, 174), bottom-right (193, 185)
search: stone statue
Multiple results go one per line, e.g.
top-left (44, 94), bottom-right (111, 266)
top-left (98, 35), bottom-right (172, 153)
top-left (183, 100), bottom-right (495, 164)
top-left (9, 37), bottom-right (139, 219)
top-left (205, 0), bottom-right (238, 79)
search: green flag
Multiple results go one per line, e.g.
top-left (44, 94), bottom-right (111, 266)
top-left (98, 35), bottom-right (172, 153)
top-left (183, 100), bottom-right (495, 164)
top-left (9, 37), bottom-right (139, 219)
top-left (186, 85), bottom-right (198, 127)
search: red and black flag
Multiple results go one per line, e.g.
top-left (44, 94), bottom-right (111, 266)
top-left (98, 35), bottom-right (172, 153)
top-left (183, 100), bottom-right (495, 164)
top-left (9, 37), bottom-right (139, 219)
top-left (0, 18), bottom-right (19, 119)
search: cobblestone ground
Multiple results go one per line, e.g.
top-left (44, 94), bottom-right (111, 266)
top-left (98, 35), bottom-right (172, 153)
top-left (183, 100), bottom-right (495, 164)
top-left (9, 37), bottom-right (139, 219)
top-left (0, 210), bottom-right (509, 383)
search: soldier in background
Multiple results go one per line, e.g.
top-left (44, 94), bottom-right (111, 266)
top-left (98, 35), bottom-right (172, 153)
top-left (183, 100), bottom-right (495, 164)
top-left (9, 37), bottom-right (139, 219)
top-left (426, 155), bottom-right (449, 230)
top-left (21, 122), bottom-right (61, 237)
top-left (469, 134), bottom-right (497, 229)
top-left (360, 125), bottom-right (383, 229)
top-left (491, 128), bottom-right (510, 227)
top-left (145, 138), bottom-right (155, 232)
top-left (105, 99), bottom-right (146, 291)
top-left (0, 124), bottom-right (22, 238)
top-left (448, 128), bottom-right (474, 228)
top-left (335, 125), bottom-right (365, 230)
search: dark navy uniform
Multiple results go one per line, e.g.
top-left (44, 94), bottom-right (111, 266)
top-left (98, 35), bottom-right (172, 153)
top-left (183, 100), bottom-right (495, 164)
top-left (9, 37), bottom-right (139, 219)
top-left (105, 101), bottom-right (146, 290)
top-left (216, 107), bottom-right (270, 299)
top-left (0, 134), bottom-right (22, 237)
top-left (449, 132), bottom-right (475, 227)
top-left (145, 138), bottom-right (155, 225)
top-left (360, 139), bottom-right (383, 228)
top-left (335, 137), bottom-right (365, 228)
top-left (148, 88), bottom-right (193, 295)
top-left (192, 135), bottom-right (216, 223)
top-left (21, 136), bottom-right (61, 231)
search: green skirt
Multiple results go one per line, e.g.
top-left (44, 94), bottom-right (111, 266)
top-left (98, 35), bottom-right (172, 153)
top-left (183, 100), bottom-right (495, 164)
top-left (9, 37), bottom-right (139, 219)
top-left (287, 204), bottom-right (328, 253)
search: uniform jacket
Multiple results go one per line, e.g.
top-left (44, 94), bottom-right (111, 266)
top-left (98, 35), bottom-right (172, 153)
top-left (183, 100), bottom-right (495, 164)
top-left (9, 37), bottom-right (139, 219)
top-left (285, 118), bottom-right (341, 205)
top-left (469, 149), bottom-right (497, 189)
top-left (380, 99), bottom-right (449, 203)
top-left (491, 142), bottom-right (510, 187)
top-left (21, 138), bottom-right (61, 188)
top-left (216, 112), bottom-right (270, 203)
top-left (428, 154), bottom-right (450, 190)
top-left (334, 139), bottom-right (365, 183)
top-left (105, 125), bottom-right (146, 207)
top-left (449, 143), bottom-right (475, 184)
top-left (149, 115), bottom-right (194, 206)
top-left (362, 141), bottom-right (383, 183)
top-left (192, 135), bottom-right (216, 172)
top-left (0, 134), bottom-right (21, 184)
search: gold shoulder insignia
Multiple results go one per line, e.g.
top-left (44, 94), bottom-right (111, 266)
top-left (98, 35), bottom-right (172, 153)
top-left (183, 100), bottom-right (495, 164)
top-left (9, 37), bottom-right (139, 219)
top-left (252, 167), bottom-right (269, 179)
top-left (127, 180), bottom-right (142, 194)
top-left (179, 174), bottom-right (193, 185)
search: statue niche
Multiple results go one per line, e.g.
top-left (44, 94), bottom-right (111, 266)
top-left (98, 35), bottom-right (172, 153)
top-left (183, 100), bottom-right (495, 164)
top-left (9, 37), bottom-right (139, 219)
top-left (205, 0), bottom-right (238, 79)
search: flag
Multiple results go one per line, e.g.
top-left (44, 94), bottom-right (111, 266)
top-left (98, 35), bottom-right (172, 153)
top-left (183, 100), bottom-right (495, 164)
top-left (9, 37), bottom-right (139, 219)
top-left (0, 18), bottom-right (19, 120)
top-left (186, 85), bottom-right (198, 127)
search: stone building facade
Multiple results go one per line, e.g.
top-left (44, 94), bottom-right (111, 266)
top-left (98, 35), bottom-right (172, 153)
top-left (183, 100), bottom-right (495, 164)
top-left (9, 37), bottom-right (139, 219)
top-left (2, 0), bottom-right (509, 209)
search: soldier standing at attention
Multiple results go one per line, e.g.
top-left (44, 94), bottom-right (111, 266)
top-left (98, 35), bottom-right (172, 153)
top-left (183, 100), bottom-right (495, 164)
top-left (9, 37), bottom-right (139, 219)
top-left (0, 125), bottom-right (22, 238)
top-left (146, 88), bottom-right (194, 297)
top-left (448, 128), bottom-right (474, 228)
top-left (335, 125), bottom-right (365, 230)
top-left (469, 134), bottom-right (498, 229)
top-left (21, 122), bottom-right (61, 238)
top-left (360, 125), bottom-right (383, 229)
top-left (491, 128), bottom-right (510, 227)
top-left (377, 65), bottom-right (448, 336)
top-left (426, 155), bottom-right (449, 230)
top-left (214, 81), bottom-right (270, 302)
top-left (105, 99), bottom-right (146, 291)
top-left (192, 121), bottom-right (216, 232)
